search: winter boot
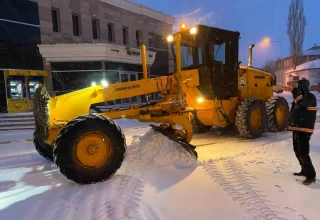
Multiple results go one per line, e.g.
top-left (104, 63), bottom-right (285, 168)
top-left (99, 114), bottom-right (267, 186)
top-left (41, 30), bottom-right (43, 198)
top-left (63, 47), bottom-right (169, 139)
top-left (302, 178), bottom-right (316, 185)
top-left (293, 170), bottom-right (306, 176)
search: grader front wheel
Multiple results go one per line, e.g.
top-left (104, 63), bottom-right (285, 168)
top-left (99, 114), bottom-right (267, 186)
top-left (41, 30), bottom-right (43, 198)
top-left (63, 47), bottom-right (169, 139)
top-left (235, 99), bottom-right (266, 139)
top-left (33, 131), bottom-right (53, 161)
top-left (266, 96), bottom-right (289, 132)
top-left (53, 114), bottom-right (126, 184)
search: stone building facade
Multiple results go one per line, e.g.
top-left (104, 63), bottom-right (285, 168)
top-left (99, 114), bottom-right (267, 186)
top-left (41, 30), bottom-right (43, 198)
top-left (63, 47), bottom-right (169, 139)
top-left (31, 0), bottom-right (175, 102)
top-left (33, 0), bottom-right (175, 74)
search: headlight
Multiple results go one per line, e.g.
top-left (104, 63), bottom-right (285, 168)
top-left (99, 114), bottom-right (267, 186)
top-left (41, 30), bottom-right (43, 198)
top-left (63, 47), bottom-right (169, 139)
top-left (190, 27), bottom-right (197, 35)
top-left (91, 81), bottom-right (97, 86)
top-left (197, 97), bottom-right (204, 103)
top-left (167, 35), bottom-right (174, 42)
top-left (101, 80), bottom-right (109, 87)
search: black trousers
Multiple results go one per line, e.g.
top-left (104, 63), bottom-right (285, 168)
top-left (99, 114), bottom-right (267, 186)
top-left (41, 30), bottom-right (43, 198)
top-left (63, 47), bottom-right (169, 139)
top-left (293, 131), bottom-right (316, 179)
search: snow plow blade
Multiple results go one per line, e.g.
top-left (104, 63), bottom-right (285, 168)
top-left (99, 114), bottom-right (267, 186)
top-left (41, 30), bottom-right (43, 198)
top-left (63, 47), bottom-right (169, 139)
top-left (149, 124), bottom-right (198, 158)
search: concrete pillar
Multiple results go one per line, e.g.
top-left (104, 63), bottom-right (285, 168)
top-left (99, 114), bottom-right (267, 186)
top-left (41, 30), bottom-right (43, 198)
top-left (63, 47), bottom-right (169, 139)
top-left (43, 58), bottom-right (54, 96)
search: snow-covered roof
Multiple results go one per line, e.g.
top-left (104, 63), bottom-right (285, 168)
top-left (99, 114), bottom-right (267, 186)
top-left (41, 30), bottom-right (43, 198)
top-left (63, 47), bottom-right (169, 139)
top-left (303, 48), bottom-right (320, 56)
top-left (285, 59), bottom-right (320, 73)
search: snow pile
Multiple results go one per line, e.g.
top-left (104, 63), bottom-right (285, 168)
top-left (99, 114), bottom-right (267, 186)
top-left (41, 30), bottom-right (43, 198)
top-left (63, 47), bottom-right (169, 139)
top-left (129, 129), bottom-right (198, 169)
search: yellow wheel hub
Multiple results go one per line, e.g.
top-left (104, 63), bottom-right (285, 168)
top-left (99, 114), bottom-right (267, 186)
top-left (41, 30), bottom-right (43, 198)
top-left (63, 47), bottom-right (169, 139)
top-left (75, 132), bottom-right (112, 168)
top-left (250, 108), bottom-right (262, 129)
top-left (276, 105), bottom-right (285, 125)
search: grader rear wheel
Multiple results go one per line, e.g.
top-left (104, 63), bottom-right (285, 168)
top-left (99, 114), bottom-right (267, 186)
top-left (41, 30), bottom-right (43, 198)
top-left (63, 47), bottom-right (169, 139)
top-left (53, 114), bottom-right (126, 184)
top-left (235, 99), bottom-right (266, 139)
top-left (266, 96), bottom-right (289, 132)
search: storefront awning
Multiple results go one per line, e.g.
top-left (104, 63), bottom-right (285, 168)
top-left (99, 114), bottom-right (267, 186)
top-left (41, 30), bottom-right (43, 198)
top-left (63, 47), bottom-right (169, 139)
top-left (38, 43), bottom-right (156, 65)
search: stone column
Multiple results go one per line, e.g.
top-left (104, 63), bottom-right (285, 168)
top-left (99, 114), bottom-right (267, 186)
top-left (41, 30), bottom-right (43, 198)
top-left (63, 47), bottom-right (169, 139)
top-left (43, 58), bottom-right (54, 96)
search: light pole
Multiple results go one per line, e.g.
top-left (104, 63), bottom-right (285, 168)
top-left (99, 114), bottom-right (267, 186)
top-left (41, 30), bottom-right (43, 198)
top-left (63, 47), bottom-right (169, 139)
top-left (263, 37), bottom-right (283, 85)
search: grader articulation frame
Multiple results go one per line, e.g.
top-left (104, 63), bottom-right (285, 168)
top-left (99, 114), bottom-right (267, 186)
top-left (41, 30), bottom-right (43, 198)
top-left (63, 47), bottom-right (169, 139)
top-left (33, 24), bottom-right (289, 184)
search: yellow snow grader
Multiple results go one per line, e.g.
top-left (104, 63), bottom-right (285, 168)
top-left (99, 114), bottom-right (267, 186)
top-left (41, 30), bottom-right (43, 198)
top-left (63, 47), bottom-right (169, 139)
top-left (33, 24), bottom-right (289, 184)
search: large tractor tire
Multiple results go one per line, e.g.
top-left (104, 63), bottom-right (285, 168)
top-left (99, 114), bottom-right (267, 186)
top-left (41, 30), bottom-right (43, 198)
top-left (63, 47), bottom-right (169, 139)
top-left (33, 131), bottom-right (53, 161)
top-left (235, 99), bottom-right (266, 139)
top-left (265, 96), bottom-right (289, 132)
top-left (53, 114), bottom-right (126, 184)
top-left (191, 111), bottom-right (212, 134)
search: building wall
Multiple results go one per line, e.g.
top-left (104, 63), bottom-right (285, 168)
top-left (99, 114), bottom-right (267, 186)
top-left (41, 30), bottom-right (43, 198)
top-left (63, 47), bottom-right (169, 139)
top-left (275, 56), bottom-right (307, 86)
top-left (275, 54), bottom-right (320, 86)
top-left (285, 69), bottom-right (320, 91)
top-left (35, 0), bottom-right (172, 49)
top-left (34, 0), bottom-right (174, 77)
top-left (309, 69), bottom-right (320, 87)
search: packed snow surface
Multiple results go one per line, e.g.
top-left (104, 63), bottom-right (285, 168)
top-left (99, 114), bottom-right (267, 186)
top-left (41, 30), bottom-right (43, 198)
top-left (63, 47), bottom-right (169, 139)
top-left (0, 92), bottom-right (320, 220)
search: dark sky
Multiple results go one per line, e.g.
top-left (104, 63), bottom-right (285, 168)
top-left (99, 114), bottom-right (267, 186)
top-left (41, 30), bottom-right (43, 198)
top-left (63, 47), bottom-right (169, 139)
top-left (132, 0), bottom-right (319, 68)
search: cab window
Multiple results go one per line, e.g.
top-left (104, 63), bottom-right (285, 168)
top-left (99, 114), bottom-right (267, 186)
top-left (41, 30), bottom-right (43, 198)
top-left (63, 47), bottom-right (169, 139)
top-left (214, 42), bottom-right (226, 64)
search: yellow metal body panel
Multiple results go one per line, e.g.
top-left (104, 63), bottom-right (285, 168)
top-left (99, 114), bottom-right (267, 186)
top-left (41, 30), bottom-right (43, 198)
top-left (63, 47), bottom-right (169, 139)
top-left (7, 99), bottom-right (29, 113)
top-left (238, 66), bottom-right (274, 102)
top-left (5, 69), bottom-right (47, 76)
top-left (3, 69), bottom-right (47, 113)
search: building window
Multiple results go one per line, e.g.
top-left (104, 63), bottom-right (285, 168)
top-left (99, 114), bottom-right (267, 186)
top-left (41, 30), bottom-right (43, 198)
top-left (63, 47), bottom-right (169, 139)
top-left (122, 26), bottom-right (129, 45)
top-left (72, 14), bottom-right (81, 36)
top-left (107, 23), bottom-right (114, 42)
top-left (136, 30), bottom-right (142, 47)
top-left (92, 18), bottom-right (100, 40)
top-left (51, 8), bottom-right (60, 32)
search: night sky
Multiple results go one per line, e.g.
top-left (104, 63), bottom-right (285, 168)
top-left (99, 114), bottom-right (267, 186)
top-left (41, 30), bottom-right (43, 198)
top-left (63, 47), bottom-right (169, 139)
top-left (132, 0), bottom-right (319, 68)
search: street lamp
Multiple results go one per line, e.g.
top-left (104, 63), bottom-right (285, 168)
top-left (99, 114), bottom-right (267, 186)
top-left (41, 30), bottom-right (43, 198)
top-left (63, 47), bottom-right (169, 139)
top-left (263, 37), bottom-right (283, 67)
top-left (263, 37), bottom-right (283, 85)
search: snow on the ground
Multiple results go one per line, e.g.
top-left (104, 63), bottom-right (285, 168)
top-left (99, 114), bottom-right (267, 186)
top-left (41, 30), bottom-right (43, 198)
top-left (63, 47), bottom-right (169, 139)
top-left (1, 93), bottom-right (320, 220)
top-left (1, 124), bottom-right (320, 220)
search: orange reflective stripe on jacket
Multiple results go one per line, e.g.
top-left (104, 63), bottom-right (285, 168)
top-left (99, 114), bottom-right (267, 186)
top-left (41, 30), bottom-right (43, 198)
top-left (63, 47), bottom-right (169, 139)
top-left (307, 107), bottom-right (317, 111)
top-left (288, 126), bottom-right (314, 133)
top-left (294, 95), bottom-right (303, 103)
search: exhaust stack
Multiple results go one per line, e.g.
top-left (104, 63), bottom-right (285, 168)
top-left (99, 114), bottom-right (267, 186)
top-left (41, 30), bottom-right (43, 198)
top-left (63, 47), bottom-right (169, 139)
top-left (248, 44), bottom-right (255, 67)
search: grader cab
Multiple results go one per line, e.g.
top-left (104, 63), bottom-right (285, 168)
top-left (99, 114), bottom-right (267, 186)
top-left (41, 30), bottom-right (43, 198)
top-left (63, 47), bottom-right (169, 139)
top-left (33, 24), bottom-right (289, 184)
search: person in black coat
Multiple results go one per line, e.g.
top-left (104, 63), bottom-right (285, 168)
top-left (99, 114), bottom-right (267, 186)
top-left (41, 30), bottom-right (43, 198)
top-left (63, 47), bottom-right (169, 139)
top-left (288, 79), bottom-right (317, 185)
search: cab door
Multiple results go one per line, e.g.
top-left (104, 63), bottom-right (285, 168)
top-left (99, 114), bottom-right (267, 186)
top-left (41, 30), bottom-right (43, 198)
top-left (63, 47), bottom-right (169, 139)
top-left (6, 75), bottom-right (28, 113)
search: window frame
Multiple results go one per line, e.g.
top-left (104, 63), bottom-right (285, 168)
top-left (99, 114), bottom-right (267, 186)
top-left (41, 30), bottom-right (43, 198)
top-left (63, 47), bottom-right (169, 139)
top-left (122, 26), bottom-right (129, 45)
top-left (51, 7), bottom-right (60, 33)
top-left (92, 18), bottom-right (100, 40)
top-left (72, 13), bottom-right (81, 37)
top-left (107, 23), bottom-right (115, 43)
top-left (136, 30), bottom-right (142, 47)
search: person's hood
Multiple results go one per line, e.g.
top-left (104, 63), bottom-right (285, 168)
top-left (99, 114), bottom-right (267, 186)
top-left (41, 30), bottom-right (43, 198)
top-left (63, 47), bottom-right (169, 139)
top-left (298, 79), bottom-right (310, 94)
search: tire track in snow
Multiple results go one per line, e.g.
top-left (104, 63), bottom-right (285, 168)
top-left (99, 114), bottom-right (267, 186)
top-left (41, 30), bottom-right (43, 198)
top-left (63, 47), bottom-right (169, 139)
top-left (200, 125), bottom-right (320, 220)
top-left (21, 149), bottom-right (151, 220)
top-left (96, 145), bottom-right (152, 220)
top-left (4, 130), bottom-right (186, 220)
top-left (204, 159), bottom-right (290, 220)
